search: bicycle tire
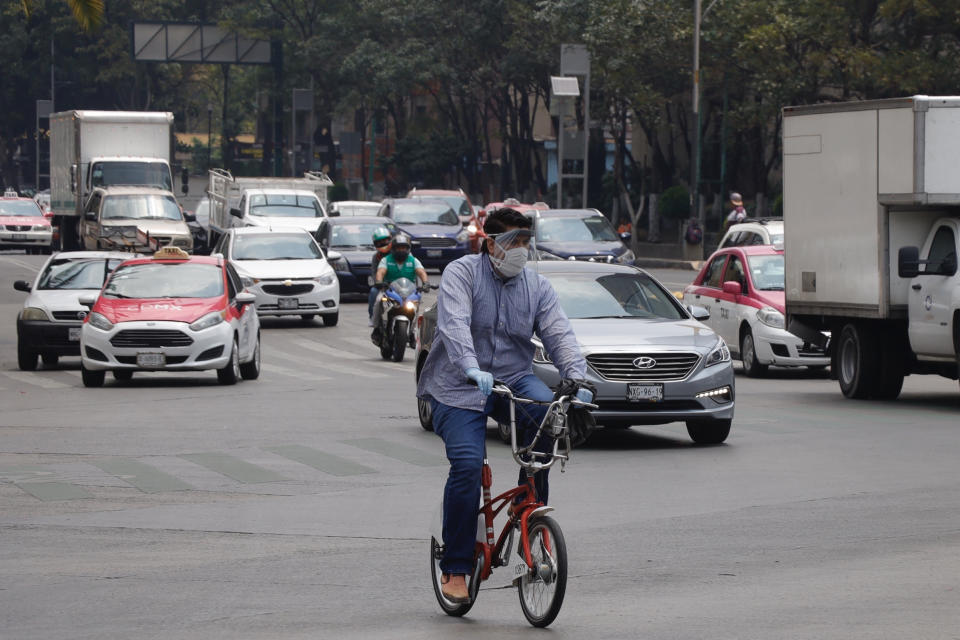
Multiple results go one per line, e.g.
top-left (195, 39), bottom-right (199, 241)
top-left (430, 537), bottom-right (478, 617)
top-left (517, 516), bottom-right (567, 627)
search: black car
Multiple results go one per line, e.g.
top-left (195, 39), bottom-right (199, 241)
top-left (315, 216), bottom-right (397, 294)
top-left (526, 209), bottom-right (635, 264)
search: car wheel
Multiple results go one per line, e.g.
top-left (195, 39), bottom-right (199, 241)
top-left (418, 396), bottom-right (434, 431)
top-left (113, 370), bottom-right (133, 382)
top-left (81, 366), bottom-right (105, 388)
top-left (686, 419), bottom-right (731, 445)
top-left (217, 338), bottom-right (240, 385)
top-left (739, 329), bottom-right (767, 377)
top-left (322, 312), bottom-right (339, 327)
top-left (41, 354), bottom-right (59, 367)
top-left (17, 341), bottom-right (38, 371)
top-left (240, 334), bottom-right (261, 380)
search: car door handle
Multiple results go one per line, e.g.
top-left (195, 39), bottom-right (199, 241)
top-left (912, 284), bottom-right (922, 291)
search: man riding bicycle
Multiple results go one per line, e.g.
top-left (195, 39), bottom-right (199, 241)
top-left (416, 208), bottom-right (592, 603)
top-left (371, 233), bottom-right (428, 342)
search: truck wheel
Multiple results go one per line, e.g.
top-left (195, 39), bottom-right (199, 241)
top-left (836, 324), bottom-right (880, 399)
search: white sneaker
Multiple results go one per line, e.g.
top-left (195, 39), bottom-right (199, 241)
top-left (368, 318), bottom-right (374, 327)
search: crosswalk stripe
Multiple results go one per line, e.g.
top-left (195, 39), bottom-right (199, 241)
top-left (342, 437), bottom-right (446, 467)
top-left (261, 363), bottom-right (332, 382)
top-left (181, 452), bottom-right (288, 483)
top-left (92, 458), bottom-right (195, 493)
top-left (1, 371), bottom-right (72, 390)
top-left (292, 338), bottom-right (366, 360)
top-left (16, 481), bottom-right (92, 501)
top-left (269, 348), bottom-right (387, 379)
top-left (265, 445), bottom-right (377, 476)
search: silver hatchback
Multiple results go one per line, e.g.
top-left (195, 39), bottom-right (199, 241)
top-left (415, 261), bottom-right (735, 445)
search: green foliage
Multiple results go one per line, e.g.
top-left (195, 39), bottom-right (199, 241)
top-left (658, 185), bottom-right (691, 221)
top-left (328, 183), bottom-right (349, 202)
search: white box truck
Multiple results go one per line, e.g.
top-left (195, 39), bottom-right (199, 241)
top-left (784, 95), bottom-right (960, 399)
top-left (50, 110), bottom-right (188, 249)
top-left (206, 168), bottom-right (333, 249)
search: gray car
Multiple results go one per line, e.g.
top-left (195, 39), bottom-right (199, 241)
top-left (415, 261), bottom-right (735, 445)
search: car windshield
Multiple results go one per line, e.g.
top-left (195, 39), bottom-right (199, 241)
top-left (232, 233), bottom-right (323, 260)
top-left (335, 203), bottom-right (380, 216)
top-left (104, 263), bottom-right (224, 298)
top-left (91, 162), bottom-right (172, 191)
top-left (536, 216), bottom-right (619, 243)
top-left (544, 271), bottom-right (685, 320)
top-left (747, 254), bottom-right (785, 290)
top-left (410, 195), bottom-right (471, 217)
top-left (101, 194), bottom-right (183, 221)
top-left (330, 223), bottom-right (393, 248)
top-left (0, 200), bottom-right (43, 216)
top-left (37, 258), bottom-right (124, 290)
top-left (392, 203), bottom-right (459, 226)
top-left (249, 194), bottom-right (323, 218)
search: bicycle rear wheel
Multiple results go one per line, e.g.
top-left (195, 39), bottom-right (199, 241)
top-left (430, 537), bottom-right (480, 616)
top-left (517, 516), bottom-right (567, 627)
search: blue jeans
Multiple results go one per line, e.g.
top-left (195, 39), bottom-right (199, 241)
top-left (367, 286), bottom-right (379, 319)
top-left (431, 374), bottom-right (554, 575)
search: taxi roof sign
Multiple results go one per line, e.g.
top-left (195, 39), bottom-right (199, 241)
top-left (154, 246), bottom-right (191, 260)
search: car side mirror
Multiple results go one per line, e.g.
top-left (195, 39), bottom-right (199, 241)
top-left (722, 281), bottom-right (742, 296)
top-left (78, 294), bottom-right (97, 308)
top-left (620, 231), bottom-right (631, 241)
top-left (14, 280), bottom-right (31, 292)
top-left (85, 210), bottom-right (97, 220)
top-left (898, 246), bottom-right (920, 279)
top-left (235, 292), bottom-right (256, 306)
top-left (687, 305), bottom-right (710, 321)
top-left (183, 211), bottom-right (196, 223)
top-left (326, 250), bottom-right (342, 261)
top-left (229, 207), bottom-right (243, 219)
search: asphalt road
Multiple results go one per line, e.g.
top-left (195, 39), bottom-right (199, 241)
top-left (1, 252), bottom-right (959, 639)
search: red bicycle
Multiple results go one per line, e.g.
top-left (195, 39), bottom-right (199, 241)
top-left (429, 380), bottom-right (596, 627)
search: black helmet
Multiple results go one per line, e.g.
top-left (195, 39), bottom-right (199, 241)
top-left (392, 232), bottom-right (412, 248)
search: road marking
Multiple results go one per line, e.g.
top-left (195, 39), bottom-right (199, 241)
top-left (261, 363), bottom-right (332, 382)
top-left (269, 348), bottom-right (387, 379)
top-left (180, 452), bottom-right (288, 483)
top-left (0, 371), bottom-right (72, 390)
top-left (342, 437), bottom-right (446, 467)
top-left (61, 370), bottom-right (82, 378)
top-left (292, 338), bottom-right (366, 360)
top-left (16, 481), bottom-right (92, 501)
top-left (265, 445), bottom-right (377, 477)
top-left (92, 458), bottom-right (195, 493)
top-left (0, 255), bottom-right (39, 270)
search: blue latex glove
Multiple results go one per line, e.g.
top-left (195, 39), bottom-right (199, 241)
top-left (575, 388), bottom-right (593, 404)
top-left (465, 367), bottom-right (494, 396)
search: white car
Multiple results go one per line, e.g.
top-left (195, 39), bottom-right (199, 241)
top-left (329, 200), bottom-right (381, 217)
top-left (233, 188), bottom-right (328, 234)
top-left (718, 219), bottom-right (783, 249)
top-left (14, 251), bottom-right (133, 370)
top-left (78, 248), bottom-right (261, 387)
top-left (213, 227), bottom-right (341, 325)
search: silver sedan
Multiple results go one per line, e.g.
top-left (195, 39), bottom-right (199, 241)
top-left (415, 261), bottom-right (735, 445)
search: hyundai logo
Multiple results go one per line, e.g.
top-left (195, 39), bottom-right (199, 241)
top-left (632, 356), bottom-right (657, 369)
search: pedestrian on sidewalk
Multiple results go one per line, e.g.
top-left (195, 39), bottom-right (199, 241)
top-left (725, 192), bottom-right (747, 229)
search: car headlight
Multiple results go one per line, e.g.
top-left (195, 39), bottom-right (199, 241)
top-left (189, 311), bottom-right (225, 332)
top-left (21, 307), bottom-right (50, 321)
top-left (331, 258), bottom-right (348, 271)
top-left (240, 276), bottom-right (259, 289)
top-left (618, 249), bottom-right (636, 264)
top-left (32, 225), bottom-right (49, 232)
top-left (456, 229), bottom-right (469, 244)
top-left (757, 306), bottom-right (785, 329)
top-left (533, 344), bottom-right (552, 364)
top-left (88, 312), bottom-right (114, 332)
top-left (174, 237), bottom-right (192, 248)
top-left (315, 274), bottom-right (336, 285)
top-left (704, 338), bottom-right (731, 367)
top-left (467, 224), bottom-right (478, 235)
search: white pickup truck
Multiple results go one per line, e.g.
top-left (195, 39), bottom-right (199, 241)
top-left (784, 95), bottom-right (960, 399)
top-left (206, 169), bottom-right (333, 250)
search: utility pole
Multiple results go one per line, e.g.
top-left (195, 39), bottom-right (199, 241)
top-left (692, 0), bottom-right (701, 224)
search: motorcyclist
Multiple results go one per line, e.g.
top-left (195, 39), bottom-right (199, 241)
top-left (368, 227), bottom-right (393, 326)
top-left (371, 233), bottom-right (429, 342)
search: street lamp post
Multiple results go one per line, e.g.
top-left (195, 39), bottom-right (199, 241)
top-left (692, 0), bottom-right (702, 229)
top-left (206, 104), bottom-right (213, 171)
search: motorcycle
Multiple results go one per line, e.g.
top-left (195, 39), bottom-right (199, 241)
top-left (372, 277), bottom-right (435, 362)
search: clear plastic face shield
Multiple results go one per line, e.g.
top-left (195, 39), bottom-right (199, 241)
top-left (487, 228), bottom-right (533, 278)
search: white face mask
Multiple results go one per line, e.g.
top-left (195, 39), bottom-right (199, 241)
top-left (491, 246), bottom-right (528, 278)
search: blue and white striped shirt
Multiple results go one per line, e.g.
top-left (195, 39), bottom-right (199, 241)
top-left (417, 254), bottom-right (587, 411)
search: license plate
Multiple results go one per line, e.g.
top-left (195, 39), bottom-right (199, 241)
top-left (12, 233), bottom-right (26, 240)
top-left (68, 327), bottom-right (81, 342)
top-left (627, 383), bottom-right (663, 402)
top-left (136, 353), bottom-right (166, 368)
top-left (427, 249), bottom-right (442, 257)
top-left (278, 297), bottom-right (298, 310)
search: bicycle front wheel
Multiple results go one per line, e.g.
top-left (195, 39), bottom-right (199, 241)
top-left (518, 516), bottom-right (567, 627)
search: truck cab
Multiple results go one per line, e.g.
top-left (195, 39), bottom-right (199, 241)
top-left (81, 187), bottom-right (193, 253)
top-left (82, 156), bottom-right (180, 194)
top-left (227, 189), bottom-right (327, 233)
